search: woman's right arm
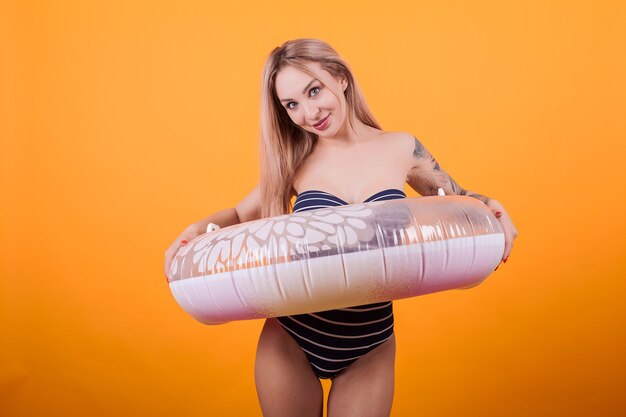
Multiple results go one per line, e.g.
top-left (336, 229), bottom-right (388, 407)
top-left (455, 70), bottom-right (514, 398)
top-left (163, 183), bottom-right (262, 280)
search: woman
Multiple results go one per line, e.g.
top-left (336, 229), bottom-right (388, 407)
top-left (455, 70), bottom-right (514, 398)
top-left (164, 38), bottom-right (518, 417)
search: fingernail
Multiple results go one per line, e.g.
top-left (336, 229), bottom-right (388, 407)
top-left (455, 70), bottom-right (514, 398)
top-left (494, 265), bottom-right (499, 271)
top-left (504, 257), bottom-right (508, 263)
top-left (181, 240), bottom-right (188, 245)
top-left (495, 211), bottom-right (502, 218)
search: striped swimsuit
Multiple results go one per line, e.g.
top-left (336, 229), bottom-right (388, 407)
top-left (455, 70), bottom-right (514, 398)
top-left (276, 188), bottom-right (407, 379)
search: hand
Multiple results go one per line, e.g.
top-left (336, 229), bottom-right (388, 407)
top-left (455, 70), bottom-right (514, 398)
top-left (486, 199), bottom-right (518, 269)
top-left (164, 224), bottom-right (203, 281)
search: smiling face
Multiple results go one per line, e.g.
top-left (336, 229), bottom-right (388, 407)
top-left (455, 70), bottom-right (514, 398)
top-left (274, 62), bottom-right (349, 137)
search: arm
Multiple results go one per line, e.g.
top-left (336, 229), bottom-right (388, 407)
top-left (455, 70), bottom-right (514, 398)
top-left (186, 183), bottom-right (262, 233)
top-left (187, 207), bottom-right (241, 234)
top-left (406, 136), bottom-right (491, 205)
top-left (164, 184), bottom-right (261, 280)
top-left (404, 135), bottom-right (518, 265)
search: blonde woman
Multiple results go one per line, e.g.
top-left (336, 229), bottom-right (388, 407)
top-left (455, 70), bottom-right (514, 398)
top-left (164, 38), bottom-right (518, 417)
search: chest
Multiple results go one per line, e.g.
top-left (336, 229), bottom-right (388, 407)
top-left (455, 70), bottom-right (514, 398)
top-left (293, 139), bottom-right (410, 204)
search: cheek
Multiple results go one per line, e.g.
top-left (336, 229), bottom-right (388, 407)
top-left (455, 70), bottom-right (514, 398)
top-left (325, 91), bottom-right (342, 110)
top-left (288, 111), bottom-right (303, 126)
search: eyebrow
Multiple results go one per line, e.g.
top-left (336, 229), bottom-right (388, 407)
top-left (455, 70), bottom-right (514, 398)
top-left (279, 78), bottom-right (319, 102)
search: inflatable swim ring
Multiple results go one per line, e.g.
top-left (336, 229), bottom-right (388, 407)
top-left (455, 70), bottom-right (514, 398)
top-left (168, 195), bottom-right (504, 324)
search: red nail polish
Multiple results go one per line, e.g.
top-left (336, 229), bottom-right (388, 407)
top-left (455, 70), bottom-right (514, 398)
top-left (495, 211), bottom-right (502, 218)
top-left (503, 257), bottom-right (508, 263)
top-left (494, 265), bottom-right (499, 271)
top-left (181, 240), bottom-right (188, 245)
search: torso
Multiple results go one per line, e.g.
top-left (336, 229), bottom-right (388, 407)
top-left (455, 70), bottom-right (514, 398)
top-left (292, 130), bottom-right (414, 204)
top-left (281, 132), bottom-right (410, 379)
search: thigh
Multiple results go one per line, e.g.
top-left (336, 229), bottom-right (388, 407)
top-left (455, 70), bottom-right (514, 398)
top-left (255, 318), bottom-right (324, 417)
top-left (327, 334), bottom-right (396, 417)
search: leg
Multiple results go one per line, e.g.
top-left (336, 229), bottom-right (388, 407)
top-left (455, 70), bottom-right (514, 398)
top-left (255, 318), bottom-right (324, 417)
top-left (327, 334), bottom-right (396, 417)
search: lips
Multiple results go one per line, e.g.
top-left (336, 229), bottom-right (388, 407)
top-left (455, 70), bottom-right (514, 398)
top-left (312, 114), bottom-right (330, 129)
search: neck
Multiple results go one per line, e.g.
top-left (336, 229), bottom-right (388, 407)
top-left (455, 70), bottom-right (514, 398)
top-left (317, 118), bottom-right (378, 148)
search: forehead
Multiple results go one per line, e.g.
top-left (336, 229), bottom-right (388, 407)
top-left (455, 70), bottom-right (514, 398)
top-left (275, 62), bottom-right (331, 97)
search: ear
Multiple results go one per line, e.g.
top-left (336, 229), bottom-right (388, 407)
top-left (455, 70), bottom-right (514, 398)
top-left (340, 75), bottom-right (348, 91)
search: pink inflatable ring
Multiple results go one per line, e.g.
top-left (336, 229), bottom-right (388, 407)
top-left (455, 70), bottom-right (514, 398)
top-left (168, 195), bottom-right (504, 324)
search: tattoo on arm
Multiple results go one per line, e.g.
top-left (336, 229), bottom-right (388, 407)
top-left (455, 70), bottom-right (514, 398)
top-left (413, 137), bottom-right (440, 170)
top-left (411, 137), bottom-right (491, 204)
top-left (412, 170), bottom-right (445, 196)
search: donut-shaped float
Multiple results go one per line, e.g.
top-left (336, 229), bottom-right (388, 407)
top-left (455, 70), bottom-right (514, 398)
top-left (168, 195), bottom-right (504, 324)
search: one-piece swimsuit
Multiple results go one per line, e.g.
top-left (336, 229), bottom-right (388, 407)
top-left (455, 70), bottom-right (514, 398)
top-left (276, 188), bottom-right (407, 379)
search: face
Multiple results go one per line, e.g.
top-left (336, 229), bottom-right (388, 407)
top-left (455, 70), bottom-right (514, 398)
top-left (274, 62), bottom-right (348, 137)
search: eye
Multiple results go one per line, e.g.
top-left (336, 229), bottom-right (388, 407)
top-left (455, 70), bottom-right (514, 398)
top-left (285, 86), bottom-right (321, 111)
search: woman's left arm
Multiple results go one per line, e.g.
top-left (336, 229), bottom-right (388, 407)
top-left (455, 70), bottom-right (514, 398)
top-left (405, 135), bottom-right (519, 265)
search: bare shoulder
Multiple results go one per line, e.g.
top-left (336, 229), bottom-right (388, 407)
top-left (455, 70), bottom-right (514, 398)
top-left (375, 130), bottom-right (419, 159)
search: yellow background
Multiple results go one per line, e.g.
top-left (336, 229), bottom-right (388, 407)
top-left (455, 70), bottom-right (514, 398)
top-left (2, 1), bottom-right (625, 416)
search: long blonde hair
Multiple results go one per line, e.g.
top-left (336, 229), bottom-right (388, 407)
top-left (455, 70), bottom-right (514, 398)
top-left (259, 38), bottom-right (382, 218)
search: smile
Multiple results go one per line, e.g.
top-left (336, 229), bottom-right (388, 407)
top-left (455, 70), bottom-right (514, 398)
top-left (312, 114), bottom-right (330, 130)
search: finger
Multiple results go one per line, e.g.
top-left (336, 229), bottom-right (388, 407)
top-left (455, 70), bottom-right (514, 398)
top-left (495, 220), bottom-right (509, 260)
top-left (503, 231), bottom-right (515, 260)
top-left (165, 250), bottom-right (178, 279)
top-left (505, 218), bottom-right (518, 234)
top-left (502, 225), bottom-right (513, 261)
top-left (502, 242), bottom-right (513, 262)
top-left (164, 260), bottom-right (171, 280)
top-left (164, 244), bottom-right (184, 278)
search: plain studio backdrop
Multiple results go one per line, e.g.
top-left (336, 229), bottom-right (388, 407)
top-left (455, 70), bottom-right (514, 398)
top-left (1, 1), bottom-right (625, 416)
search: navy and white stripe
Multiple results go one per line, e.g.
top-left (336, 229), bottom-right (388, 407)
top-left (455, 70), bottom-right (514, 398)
top-left (292, 188), bottom-right (407, 213)
top-left (277, 188), bottom-right (407, 379)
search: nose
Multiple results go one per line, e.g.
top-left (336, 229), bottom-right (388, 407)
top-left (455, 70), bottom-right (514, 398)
top-left (302, 101), bottom-right (320, 121)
